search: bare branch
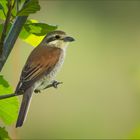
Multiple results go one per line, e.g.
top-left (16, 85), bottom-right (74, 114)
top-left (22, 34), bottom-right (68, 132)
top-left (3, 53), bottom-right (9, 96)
top-left (0, 81), bottom-right (63, 100)
top-left (0, 93), bottom-right (20, 100)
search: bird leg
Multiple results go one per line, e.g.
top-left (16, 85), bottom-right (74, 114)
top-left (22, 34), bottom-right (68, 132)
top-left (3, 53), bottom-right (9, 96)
top-left (34, 89), bottom-right (41, 93)
top-left (34, 80), bottom-right (63, 94)
top-left (44, 80), bottom-right (63, 89)
top-left (52, 80), bottom-right (63, 88)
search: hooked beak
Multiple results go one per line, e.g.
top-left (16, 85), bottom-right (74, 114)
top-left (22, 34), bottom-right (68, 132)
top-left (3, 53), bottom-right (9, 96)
top-left (63, 36), bottom-right (75, 42)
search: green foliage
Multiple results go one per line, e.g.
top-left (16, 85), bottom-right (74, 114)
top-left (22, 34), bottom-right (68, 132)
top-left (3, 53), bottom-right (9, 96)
top-left (19, 20), bottom-right (58, 46)
top-left (19, 25), bottom-right (30, 39)
top-left (0, 3), bottom-right (4, 10)
top-left (19, 27), bottom-right (44, 47)
top-left (0, 1), bottom-right (57, 139)
top-left (0, 0), bottom-right (16, 20)
top-left (24, 23), bottom-right (58, 36)
top-left (0, 1), bottom-right (7, 20)
top-left (0, 0), bottom-right (57, 46)
top-left (0, 127), bottom-right (11, 140)
top-left (17, 0), bottom-right (40, 16)
top-left (0, 76), bottom-right (9, 87)
top-left (18, 0), bottom-right (26, 3)
top-left (0, 0), bottom-right (55, 139)
top-left (0, 75), bottom-right (19, 125)
top-left (0, 23), bottom-right (12, 37)
top-left (0, 24), bottom-right (4, 37)
top-left (0, 0), bottom-right (40, 20)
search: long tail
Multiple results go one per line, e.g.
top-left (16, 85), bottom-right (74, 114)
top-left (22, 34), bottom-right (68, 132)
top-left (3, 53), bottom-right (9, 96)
top-left (16, 88), bottom-right (33, 128)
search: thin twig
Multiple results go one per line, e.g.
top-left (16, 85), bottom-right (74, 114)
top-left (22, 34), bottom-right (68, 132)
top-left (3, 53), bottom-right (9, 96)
top-left (0, 82), bottom-right (63, 100)
top-left (0, 93), bottom-right (21, 100)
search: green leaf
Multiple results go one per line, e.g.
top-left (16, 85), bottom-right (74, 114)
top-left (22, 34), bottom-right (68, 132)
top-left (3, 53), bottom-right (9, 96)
top-left (20, 32), bottom-right (45, 47)
top-left (0, 1), bottom-right (7, 20)
top-left (0, 0), bottom-right (16, 21)
top-left (0, 4), bottom-right (4, 10)
top-left (17, 0), bottom-right (40, 16)
top-left (0, 75), bottom-right (19, 125)
top-left (19, 25), bottom-right (30, 39)
top-left (19, 19), bottom-right (58, 47)
top-left (0, 76), bottom-right (9, 88)
top-left (11, 5), bottom-right (17, 18)
top-left (20, 29), bottom-right (45, 47)
top-left (0, 127), bottom-right (11, 140)
top-left (24, 23), bottom-right (58, 36)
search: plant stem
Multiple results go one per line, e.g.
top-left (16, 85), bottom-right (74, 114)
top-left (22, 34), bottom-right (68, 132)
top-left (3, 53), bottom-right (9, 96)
top-left (0, 0), bottom-right (30, 71)
top-left (0, 0), bottom-right (13, 57)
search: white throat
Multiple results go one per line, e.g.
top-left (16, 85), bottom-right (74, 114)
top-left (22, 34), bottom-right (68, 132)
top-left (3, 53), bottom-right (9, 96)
top-left (48, 40), bottom-right (69, 50)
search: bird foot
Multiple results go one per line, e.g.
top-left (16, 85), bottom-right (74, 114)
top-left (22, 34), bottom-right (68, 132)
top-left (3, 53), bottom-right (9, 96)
top-left (35, 80), bottom-right (63, 93)
top-left (52, 80), bottom-right (63, 88)
top-left (34, 89), bottom-right (41, 94)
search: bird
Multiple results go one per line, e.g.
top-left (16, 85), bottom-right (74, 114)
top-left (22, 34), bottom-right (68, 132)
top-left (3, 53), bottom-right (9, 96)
top-left (15, 30), bottom-right (75, 127)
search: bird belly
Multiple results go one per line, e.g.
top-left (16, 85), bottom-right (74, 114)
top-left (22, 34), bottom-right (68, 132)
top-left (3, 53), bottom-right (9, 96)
top-left (34, 51), bottom-right (65, 92)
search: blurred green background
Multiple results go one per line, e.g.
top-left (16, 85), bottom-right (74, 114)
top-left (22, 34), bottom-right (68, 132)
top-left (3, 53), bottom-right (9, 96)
top-left (2, 0), bottom-right (140, 139)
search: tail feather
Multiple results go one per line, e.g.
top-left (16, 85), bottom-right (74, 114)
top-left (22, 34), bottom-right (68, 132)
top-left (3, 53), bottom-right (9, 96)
top-left (16, 88), bottom-right (33, 128)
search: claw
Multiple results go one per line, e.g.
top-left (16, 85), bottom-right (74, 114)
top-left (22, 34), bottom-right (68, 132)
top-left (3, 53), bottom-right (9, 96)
top-left (52, 81), bottom-right (63, 88)
top-left (34, 89), bottom-right (41, 94)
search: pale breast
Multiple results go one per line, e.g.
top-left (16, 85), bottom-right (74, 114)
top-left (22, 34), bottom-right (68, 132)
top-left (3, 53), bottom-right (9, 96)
top-left (34, 50), bottom-right (65, 91)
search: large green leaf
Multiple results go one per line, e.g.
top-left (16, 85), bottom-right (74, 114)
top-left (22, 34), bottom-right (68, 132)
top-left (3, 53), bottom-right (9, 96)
top-left (0, 127), bottom-right (10, 140)
top-left (17, 0), bottom-right (40, 16)
top-left (19, 20), bottom-right (58, 47)
top-left (0, 75), bottom-right (19, 125)
top-left (24, 23), bottom-right (58, 36)
top-left (20, 29), bottom-right (45, 47)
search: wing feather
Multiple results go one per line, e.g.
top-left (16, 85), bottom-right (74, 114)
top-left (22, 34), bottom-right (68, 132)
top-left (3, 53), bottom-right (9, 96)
top-left (15, 46), bottom-right (61, 93)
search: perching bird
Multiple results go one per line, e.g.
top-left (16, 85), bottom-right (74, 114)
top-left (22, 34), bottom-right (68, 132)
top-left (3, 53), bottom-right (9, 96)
top-left (15, 30), bottom-right (75, 127)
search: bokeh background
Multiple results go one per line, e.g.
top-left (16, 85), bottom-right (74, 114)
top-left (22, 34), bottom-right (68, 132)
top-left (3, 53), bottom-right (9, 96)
top-left (2, 0), bottom-right (140, 139)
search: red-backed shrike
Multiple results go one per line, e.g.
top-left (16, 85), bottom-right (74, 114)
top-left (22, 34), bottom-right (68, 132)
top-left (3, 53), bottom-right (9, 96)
top-left (15, 30), bottom-right (75, 127)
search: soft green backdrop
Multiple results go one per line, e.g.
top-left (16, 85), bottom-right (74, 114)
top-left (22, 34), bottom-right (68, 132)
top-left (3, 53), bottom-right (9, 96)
top-left (2, 0), bottom-right (140, 139)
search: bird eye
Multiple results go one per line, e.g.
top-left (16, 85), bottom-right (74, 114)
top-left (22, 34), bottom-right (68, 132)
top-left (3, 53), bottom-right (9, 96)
top-left (55, 35), bottom-right (60, 39)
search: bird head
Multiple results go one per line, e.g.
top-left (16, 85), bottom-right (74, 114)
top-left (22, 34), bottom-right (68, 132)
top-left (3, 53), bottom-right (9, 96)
top-left (41, 30), bottom-right (75, 49)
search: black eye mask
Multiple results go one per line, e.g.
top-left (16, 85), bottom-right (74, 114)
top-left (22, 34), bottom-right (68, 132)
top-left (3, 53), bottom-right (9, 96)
top-left (46, 37), bottom-right (56, 43)
top-left (46, 35), bottom-right (61, 43)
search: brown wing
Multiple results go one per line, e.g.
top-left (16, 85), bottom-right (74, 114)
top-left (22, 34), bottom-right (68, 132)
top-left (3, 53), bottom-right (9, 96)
top-left (15, 46), bottom-right (61, 93)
